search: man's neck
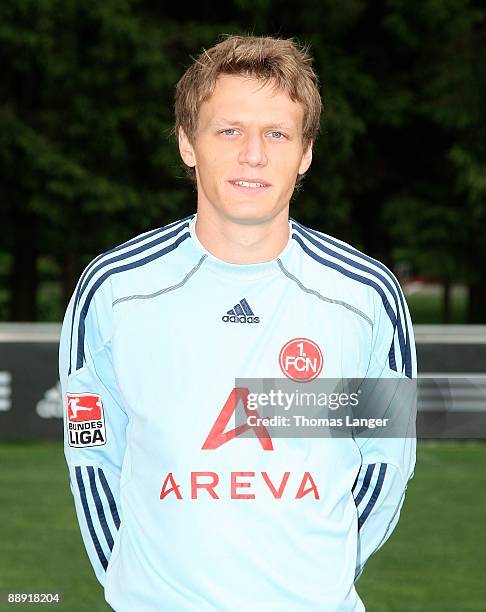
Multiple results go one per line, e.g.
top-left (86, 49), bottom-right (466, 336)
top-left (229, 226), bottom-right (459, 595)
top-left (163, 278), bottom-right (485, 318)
top-left (194, 208), bottom-right (291, 265)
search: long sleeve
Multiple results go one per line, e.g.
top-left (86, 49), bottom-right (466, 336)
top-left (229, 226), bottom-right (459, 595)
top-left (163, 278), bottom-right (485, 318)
top-left (353, 275), bottom-right (417, 580)
top-left (59, 274), bottom-right (128, 587)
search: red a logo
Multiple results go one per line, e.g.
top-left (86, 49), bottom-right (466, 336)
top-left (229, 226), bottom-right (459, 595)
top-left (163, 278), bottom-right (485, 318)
top-left (202, 387), bottom-right (273, 451)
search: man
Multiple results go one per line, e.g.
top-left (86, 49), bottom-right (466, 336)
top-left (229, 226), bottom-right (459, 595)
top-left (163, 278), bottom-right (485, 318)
top-left (59, 35), bottom-right (416, 611)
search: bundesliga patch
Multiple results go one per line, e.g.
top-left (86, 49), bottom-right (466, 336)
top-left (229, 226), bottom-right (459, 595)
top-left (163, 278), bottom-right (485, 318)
top-left (67, 393), bottom-right (106, 448)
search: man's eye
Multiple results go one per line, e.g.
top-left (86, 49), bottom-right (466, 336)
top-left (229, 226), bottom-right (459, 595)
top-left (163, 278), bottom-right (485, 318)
top-left (222, 129), bottom-right (238, 135)
top-left (270, 131), bottom-right (285, 139)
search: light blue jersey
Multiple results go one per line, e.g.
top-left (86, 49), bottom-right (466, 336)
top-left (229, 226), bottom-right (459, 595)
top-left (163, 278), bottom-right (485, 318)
top-left (59, 214), bottom-right (416, 611)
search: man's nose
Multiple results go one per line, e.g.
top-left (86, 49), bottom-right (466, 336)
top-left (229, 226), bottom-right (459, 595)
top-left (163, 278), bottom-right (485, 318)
top-left (238, 132), bottom-right (268, 167)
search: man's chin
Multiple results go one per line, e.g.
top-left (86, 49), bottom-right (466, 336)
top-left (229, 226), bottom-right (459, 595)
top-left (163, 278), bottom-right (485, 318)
top-left (219, 202), bottom-right (288, 226)
top-left (224, 211), bottom-right (278, 226)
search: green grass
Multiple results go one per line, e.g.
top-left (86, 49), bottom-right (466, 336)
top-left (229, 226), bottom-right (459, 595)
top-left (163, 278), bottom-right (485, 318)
top-left (357, 442), bottom-right (486, 611)
top-left (0, 442), bottom-right (485, 611)
top-left (407, 291), bottom-right (468, 324)
top-left (0, 442), bottom-right (105, 611)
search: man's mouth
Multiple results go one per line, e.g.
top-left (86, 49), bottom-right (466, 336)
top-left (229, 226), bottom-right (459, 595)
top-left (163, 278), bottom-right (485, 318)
top-left (228, 178), bottom-right (271, 191)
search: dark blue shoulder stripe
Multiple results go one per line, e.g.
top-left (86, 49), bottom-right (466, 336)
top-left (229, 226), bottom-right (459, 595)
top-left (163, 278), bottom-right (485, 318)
top-left (78, 223), bottom-right (190, 304)
top-left (295, 226), bottom-right (408, 376)
top-left (293, 232), bottom-right (398, 375)
top-left (73, 228), bottom-right (190, 372)
top-left (68, 216), bottom-right (193, 374)
top-left (292, 220), bottom-right (411, 377)
top-left (75, 215), bottom-right (194, 308)
top-left (292, 228), bottom-right (411, 378)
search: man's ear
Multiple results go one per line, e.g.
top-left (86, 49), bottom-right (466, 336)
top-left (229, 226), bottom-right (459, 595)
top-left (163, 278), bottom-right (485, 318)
top-left (178, 127), bottom-right (196, 168)
top-left (298, 142), bottom-right (313, 175)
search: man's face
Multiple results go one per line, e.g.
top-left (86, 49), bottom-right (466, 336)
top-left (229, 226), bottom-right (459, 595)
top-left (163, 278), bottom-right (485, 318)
top-left (179, 74), bottom-right (313, 225)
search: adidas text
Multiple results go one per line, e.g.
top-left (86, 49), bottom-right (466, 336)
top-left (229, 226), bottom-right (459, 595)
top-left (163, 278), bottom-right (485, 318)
top-left (222, 314), bottom-right (260, 324)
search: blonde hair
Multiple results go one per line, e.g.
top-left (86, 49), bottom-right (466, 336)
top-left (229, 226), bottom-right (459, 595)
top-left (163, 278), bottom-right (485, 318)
top-left (174, 34), bottom-right (322, 181)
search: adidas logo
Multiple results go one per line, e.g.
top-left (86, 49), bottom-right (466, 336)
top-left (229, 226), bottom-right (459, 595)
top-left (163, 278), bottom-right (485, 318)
top-left (222, 298), bottom-right (260, 324)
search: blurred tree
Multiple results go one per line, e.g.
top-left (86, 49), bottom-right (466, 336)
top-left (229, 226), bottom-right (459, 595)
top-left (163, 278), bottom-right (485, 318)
top-left (375, 0), bottom-right (486, 321)
top-left (0, 0), bottom-right (484, 322)
top-left (233, 0), bottom-right (373, 245)
top-left (0, 0), bottom-right (232, 316)
top-left (245, 0), bottom-right (485, 323)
